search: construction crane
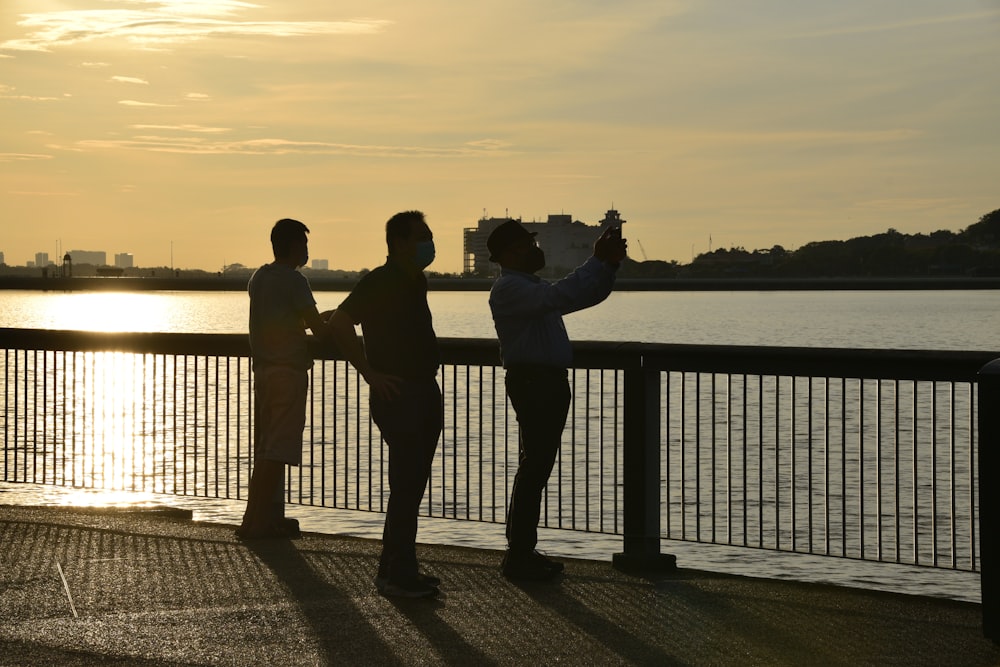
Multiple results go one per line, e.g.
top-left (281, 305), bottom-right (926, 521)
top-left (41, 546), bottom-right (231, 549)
top-left (635, 239), bottom-right (648, 261)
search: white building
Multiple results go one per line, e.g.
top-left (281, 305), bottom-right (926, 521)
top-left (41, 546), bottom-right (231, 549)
top-left (114, 253), bottom-right (134, 269)
top-left (67, 250), bottom-right (107, 266)
top-left (463, 208), bottom-right (626, 278)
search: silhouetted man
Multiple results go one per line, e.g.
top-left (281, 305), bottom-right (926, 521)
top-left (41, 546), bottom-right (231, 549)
top-left (327, 210), bottom-right (442, 598)
top-left (240, 218), bottom-right (335, 539)
top-left (488, 220), bottom-right (627, 580)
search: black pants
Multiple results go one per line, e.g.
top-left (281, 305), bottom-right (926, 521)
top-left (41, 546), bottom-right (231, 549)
top-left (370, 377), bottom-right (442, 581)
top-left (504, 365), bottom-right (571, 554)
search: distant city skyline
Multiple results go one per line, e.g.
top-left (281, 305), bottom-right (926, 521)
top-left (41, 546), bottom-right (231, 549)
top-left (2, 1), bottom-right (997, 273)
top-left (1, 204), bottom-right (995, 273)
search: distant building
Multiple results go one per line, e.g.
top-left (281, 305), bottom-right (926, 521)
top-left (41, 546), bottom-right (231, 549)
top-left (0, 251), bottom-right (5, 266)
top-left (311, 259), bottom-right (329, 271)
top-left (35, 252), bottom-right (50, 267)
top-left (68, 250), bottom-right (107, 266)
top-left (463, 208), bottom-right (626, 277)
top-left (114, 253), bottom-right (134, 269)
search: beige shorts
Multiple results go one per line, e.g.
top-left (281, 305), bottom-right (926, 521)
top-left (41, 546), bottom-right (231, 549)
top-left (254, 366), bottom-right (308, 466)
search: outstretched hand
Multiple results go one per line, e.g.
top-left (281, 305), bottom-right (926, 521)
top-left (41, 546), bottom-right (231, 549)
top-left (594, 227), bottom-right (628, 266)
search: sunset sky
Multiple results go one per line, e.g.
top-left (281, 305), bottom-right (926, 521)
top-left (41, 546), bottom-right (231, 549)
top-left (2, 1), bottom-right (998, 273)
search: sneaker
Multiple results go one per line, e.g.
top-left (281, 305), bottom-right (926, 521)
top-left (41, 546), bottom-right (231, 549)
top-left (527, 550), bottom-right (564, 574)
top-left (378, 576), bottom-right (440, 599)
top-left (417, 572), bottom-right (442, 587)
top-left (501, 550), bottom-right (561, 581)
top-left (374, 572), bottom-right (441, 593)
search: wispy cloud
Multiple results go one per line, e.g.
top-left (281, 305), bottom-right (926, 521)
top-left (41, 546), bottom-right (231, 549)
top-left (111, 76), bottom-right (149, 85)
top-left (0, 88), bottom-right (61, 101)
top-left (1, 2), bottom-right (390, 52)
top-left (73, 136), bottom-right (512, 157)
top-left (0, 153), bottom-right (54, 162)
top-left (118, 100), bottom-right (175, 107)
top-left (130, 123), bottom-right (231, 133)
top-left (7, 190), bottom-right (80, 196)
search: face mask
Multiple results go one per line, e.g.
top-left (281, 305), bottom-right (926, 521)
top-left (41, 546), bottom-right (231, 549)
top-left (414, 240), bottom-right (435, 269)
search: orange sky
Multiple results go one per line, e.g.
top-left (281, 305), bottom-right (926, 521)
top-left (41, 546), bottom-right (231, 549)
top-left (2, 1), bottom-right (998, 272)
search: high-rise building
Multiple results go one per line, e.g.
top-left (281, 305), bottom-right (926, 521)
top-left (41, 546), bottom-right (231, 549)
top-left (463, 208), bottom-right (626, 278)
top-left (67, 250), bottom-right (107, 266)
top-left (35, 252), bottom-right (50, 267)
top-left (114, 253), bottom-right (134, 268)
top-left (0, 251), bottom-right (5, 266)
top-left (311, 259), bottom-right (329, 271)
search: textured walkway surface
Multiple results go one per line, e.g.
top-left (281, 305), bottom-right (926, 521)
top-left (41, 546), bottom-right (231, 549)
top-left (1, 504), bottom-right (998, 666)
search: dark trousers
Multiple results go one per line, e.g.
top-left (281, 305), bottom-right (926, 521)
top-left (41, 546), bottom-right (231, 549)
top-left (504, 366), bottom-right (572, 554)
top-left (370, 377), bottom-right (442, 580)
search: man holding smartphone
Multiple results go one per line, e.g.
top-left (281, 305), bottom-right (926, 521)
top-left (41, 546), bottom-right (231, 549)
top-left (487, 221), bottom-right (627, 581)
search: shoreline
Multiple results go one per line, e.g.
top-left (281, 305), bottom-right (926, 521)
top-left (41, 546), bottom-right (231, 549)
top-left (2, 275), bottom-right (1000, 292)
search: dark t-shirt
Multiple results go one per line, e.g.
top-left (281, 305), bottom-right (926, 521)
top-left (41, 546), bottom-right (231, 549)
top-left (338, 260), bottom-right (440, 380)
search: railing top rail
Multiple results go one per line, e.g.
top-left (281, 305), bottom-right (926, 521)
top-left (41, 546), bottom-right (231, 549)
top-left (2, 328), bottom-right (998, 383)
top-left (633, 343), bottom-right (1000, 382)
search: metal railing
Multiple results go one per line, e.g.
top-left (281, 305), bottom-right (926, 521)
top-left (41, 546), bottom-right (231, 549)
top-left (2, 328), bottom-right (997, 574)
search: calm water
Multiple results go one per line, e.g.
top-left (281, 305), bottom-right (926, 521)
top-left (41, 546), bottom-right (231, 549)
top-left (2, 288), bottom-right (999, 349)
top-left (2, 288), bottom-right (998, 602)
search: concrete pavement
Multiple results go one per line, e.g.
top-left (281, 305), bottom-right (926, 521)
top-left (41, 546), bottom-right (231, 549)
top-left (1, 504), bottom-right (998, 666)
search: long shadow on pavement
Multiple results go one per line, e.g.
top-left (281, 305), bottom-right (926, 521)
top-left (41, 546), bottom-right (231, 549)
top-left (244, 538), bottom-right (402, 666)
top-left (385, 594), bottom-right (499, 666)
top-left (514, 573), bottom-right (684, 666)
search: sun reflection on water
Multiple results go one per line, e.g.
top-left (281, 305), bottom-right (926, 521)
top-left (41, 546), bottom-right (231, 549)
top-left (45, 292), bottom-right (177, 332)
top-left (53, 487), bottom-right (161, 508)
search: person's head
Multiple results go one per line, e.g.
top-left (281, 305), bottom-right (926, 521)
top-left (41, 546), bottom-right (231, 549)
top-left (270, 218), bottom-right (309, 267)
top-left (386, 210), bottom-right (435, 271)
top-left (487, 220), bottom-right (544, 274)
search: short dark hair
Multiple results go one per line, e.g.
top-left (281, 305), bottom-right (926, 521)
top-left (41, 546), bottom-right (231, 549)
top-left (385, 210), bottom-right (425, 250)
top-left (271, 218), bottom-right (309, 258)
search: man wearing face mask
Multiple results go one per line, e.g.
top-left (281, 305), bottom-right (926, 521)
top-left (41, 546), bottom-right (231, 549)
top-left (487, 219), bottom-right (627, 581)
top-left (327, 210), bottom-right (443, 598)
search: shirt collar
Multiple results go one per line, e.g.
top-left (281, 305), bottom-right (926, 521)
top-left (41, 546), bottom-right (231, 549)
top-left (499, 267), bottom-right (542, 282)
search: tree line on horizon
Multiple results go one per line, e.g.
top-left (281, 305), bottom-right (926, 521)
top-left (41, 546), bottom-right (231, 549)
top-left (616, 208), bottom-right (1000, 280)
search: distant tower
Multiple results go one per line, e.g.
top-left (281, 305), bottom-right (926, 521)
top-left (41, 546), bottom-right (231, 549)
top-left (62, 253), bottom-right (72, 278)
top-left (599, 208), bottom-right (626, 230)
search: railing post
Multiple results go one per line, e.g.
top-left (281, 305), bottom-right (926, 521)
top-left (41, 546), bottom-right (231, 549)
top-left (979, 359), bottom-right (1000, 642)
top-left (613, 353), bottom-right (676, 572)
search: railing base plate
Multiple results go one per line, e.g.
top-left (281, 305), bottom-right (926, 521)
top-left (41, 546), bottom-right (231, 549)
top-left (612, 552), bottom-right (678, 573)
